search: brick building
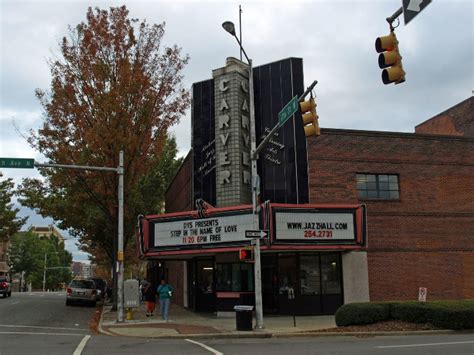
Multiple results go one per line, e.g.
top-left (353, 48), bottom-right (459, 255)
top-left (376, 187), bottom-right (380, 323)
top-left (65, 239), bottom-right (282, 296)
top-left (307, 96), bottom-right (473, 301)
top-left (140, 55), bottom-right (473, 315)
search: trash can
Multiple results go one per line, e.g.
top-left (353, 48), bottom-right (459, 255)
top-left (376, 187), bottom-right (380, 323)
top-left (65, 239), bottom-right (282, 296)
top-left (234, 305), bottom-right (254, 331)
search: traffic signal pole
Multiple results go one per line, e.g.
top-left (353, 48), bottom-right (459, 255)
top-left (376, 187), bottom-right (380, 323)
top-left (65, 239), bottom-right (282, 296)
top-left (34, 151), bottom-right (125, 323)
top-left (250, 79), bottom-right (317, 329)
top-left (252, 80), bottom-right (318, 159)
top-left (386, 7), bottom-right (403, 27)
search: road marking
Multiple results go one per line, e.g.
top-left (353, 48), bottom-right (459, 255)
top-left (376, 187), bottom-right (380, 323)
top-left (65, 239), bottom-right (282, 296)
top-left (0, 331), bottom-right (84, 336)
top-left (376, 340), bottom-right (474, 349)
top-left (0, 324), bottom-right (88, 331)
top-left (73, 335), bottom-right (91, 355)
top-left (185, 339), bottom-right (223, 355)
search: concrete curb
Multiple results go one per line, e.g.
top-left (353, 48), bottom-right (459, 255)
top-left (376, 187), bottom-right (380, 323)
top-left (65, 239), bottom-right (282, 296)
top-left (271, 329), bottom-right (466, 338)
top-left (97, 304), bottom-right (117, 337)
top-left (97, 306), bottom-right (474, 340)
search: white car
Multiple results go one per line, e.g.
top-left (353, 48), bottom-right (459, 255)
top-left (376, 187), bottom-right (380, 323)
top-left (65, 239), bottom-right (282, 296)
top-left (66, 279), bottom-right (97, 306)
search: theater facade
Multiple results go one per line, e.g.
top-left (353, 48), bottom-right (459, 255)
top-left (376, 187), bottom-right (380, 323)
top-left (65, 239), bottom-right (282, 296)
top-left (138, 56), bottom-right (474, 315)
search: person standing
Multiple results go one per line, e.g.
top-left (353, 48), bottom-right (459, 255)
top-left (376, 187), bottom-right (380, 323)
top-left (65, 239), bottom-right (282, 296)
top-left (157, 279), bottom-right (173, 321)
top-left (143, 281), bottom-right (156, 317)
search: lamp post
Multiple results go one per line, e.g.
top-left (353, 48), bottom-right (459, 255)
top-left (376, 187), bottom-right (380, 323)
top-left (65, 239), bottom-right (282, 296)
top-left (43, 251), bottom-right (59, 292)
top-left (222, 20), bottom-right (264, 329)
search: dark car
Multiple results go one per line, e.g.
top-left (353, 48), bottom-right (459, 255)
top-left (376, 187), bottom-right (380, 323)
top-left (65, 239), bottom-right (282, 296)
top-left (90, 277), bottom-right (106, 300)
top-left (66, 279), bottom-right (97, 306)
top-left (0, 276), bottom-right (12, 298)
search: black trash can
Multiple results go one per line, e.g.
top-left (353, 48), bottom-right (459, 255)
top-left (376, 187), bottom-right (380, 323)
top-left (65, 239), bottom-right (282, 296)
top-left (234, 305), bottom-right (254, 331)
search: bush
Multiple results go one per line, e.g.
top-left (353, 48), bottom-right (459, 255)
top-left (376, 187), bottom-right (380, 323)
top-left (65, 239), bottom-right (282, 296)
top-left (335, 300), bottom-right (474, 330)
top-left (390, 301), bottom-right (429, 323)
top-left (427, 300), bottom-right (474, 330)
top-left (335, 302), bottom-right (390, 326)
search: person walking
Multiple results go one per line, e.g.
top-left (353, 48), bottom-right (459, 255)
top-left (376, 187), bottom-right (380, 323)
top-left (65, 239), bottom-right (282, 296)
top-left (143, 281), bottom-right (156, 317)
top-left (157, 279), bottom-right (173, 321)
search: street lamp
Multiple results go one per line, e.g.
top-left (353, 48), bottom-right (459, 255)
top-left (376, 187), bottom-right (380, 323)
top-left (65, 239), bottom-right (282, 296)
top-left (43, 251), bottom-right (59, 292)
top-left (222, 20), bottom-right (264, 329)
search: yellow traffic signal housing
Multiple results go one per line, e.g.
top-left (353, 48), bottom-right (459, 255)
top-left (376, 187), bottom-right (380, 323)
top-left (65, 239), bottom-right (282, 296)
top-left (375, 31), bottom-right (405, 85)
top-left (300, 97), bottom-right (320, 137)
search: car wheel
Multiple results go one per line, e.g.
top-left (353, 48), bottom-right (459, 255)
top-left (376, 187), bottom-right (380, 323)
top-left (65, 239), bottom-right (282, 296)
top-left (90, 301), bottom-right (97, 307)
top-left (8, 291), bottom-right (11, 297)
top-left (2, 293), bottom-right (6, 298)
top-left (66, 299), bottom-right (72, 306)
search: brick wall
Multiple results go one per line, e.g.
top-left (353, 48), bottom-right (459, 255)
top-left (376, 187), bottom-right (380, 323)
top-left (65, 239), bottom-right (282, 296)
top-left (165, 151), bottom-right (193, 213)
top-left (415, 97), bottom-right (473, 137)
top-left (307, 129), bottom-right (474, 301)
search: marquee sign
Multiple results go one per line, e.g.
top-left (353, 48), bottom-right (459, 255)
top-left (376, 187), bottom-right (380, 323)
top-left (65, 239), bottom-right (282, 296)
top-left (144, 208), bottom-right (254, 251)
top-left (272, 205), bottom-right (365, 245)
top-left (138, 204), bottom-right (366, 256)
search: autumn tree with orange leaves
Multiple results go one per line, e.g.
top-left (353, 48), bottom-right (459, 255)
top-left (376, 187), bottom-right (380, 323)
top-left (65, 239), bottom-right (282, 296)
top-left (18, 6), bottom-right (189, 269)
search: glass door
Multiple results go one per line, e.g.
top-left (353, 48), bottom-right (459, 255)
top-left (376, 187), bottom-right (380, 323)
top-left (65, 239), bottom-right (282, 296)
top-left (277, 253), bottom-right (297, 314)
top-left (299, 254), bottom-right (322, 315)
top-left (320, 253), bottom-right (343, 314)
top-left (195, 259), bottom-right (215, 312)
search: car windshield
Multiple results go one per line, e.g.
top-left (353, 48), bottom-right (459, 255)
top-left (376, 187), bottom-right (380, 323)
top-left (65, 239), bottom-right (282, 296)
top-left (70, 280), bottom-right (95, 289)
top-left (92, 279), bottom-right (105, 288)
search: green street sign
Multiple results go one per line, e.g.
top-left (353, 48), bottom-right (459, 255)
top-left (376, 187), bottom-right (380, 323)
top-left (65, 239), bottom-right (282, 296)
top-left (0, 157), bottom-right (35, 169)
top-left (278, 96), bottom-right (299, 126)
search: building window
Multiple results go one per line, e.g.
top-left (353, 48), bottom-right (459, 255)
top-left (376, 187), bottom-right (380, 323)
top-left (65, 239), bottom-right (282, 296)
top-left (216, 263), bottom-right (254, 292)
top-left (356, 173), bottom-right (400, 200)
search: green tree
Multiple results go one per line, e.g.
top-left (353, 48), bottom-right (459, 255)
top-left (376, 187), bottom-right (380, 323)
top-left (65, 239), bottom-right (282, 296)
top-left (18, 6), bottom-right (190, 268)
top-left (8, 231), bottom-right (42, 281)
top-left (0, 172), bottom-right (27, 242)
top-left (9, 231), bottom-right (73, 290)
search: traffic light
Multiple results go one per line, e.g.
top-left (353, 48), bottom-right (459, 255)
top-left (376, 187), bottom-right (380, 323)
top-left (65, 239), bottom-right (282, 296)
top-left (300, 96), bottom-right (320, 137)
top-left (375, 31), bottom-right (405, 85)
top-left (239, 248), bottom-right (254, 262)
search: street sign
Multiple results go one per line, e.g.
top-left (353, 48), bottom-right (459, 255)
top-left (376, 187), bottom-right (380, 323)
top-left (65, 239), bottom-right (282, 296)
top-left (0, 157), bottom-right (35, 169)
top-left (278, 96), bottom-right (299, 126)
top-left (418, 287), bottom-right (427, 302)
top-left (402, 0), bottom-right (432, 25)
top-left (245, 230), bottom-right (268, 239)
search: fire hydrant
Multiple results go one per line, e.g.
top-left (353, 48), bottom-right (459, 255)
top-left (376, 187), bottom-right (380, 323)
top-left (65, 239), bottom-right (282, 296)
top-left (126, 308), bottom-right (133, 320)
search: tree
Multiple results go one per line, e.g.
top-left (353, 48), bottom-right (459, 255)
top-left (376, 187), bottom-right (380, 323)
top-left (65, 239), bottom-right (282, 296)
top-left (0, 172), bottom-right (27, 242)
top-left (9, 231), bottom-right (73, 290)
top-left (8, 232), bottom-right (41, 280)
top-left (18, 6), bottom-right (190, 269)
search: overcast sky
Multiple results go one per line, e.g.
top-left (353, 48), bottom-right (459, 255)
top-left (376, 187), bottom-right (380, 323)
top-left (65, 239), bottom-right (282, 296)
top-left (1, 0), bottom-right (472, 261)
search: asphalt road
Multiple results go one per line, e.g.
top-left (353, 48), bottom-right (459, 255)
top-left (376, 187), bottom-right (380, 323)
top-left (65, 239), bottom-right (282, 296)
top-left (0, 291), bottom-right (95, 355)
top-left (0, 292), bottom-right (473, 355)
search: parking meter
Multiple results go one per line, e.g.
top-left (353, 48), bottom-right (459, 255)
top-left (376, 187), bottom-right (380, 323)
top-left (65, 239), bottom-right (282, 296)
top-left (124, 279), bottom-right (140, 308)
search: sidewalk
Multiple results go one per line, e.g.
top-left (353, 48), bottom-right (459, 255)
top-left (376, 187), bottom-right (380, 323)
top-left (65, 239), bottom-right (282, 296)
top-left (99, 301), bottom-right (337, 339)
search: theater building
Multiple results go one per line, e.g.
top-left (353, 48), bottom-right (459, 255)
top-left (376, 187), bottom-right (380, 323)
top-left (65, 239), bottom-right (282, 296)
top-left (138, 56), bottom-right (474, 315)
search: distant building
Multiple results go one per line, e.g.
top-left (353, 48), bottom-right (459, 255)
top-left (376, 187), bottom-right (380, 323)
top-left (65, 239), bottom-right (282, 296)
top-left (0, 239), bottom-right (9, 276)
top-left (29, 225), bottom-right (65, 245)
top-left (71, 261), bottom-right (93, 279)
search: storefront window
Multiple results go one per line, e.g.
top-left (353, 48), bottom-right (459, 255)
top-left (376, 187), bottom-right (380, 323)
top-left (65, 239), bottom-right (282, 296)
top-left (300, 255), bottom-right (321, 295)
top-left (320, 254), bottom-right (342, 294)
top-left (216, 263), bottom-right (254, 292)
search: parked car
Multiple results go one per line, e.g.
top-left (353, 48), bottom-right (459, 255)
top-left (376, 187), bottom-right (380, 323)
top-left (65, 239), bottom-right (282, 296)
top-left (0, 276), bottom-right (12, 298)
top-left (66, 279), bottom-right (97, 306)
top-left (90, 277), bottom-right (106, 300)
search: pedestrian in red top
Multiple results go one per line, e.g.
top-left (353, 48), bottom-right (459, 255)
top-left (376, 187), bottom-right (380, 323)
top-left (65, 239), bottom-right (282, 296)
top-left (143, 281), bottom-right (156, 317)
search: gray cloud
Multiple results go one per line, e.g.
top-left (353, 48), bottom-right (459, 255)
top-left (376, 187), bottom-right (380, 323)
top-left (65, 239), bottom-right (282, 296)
top-left (1, 0), bottom-right (472, 257)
